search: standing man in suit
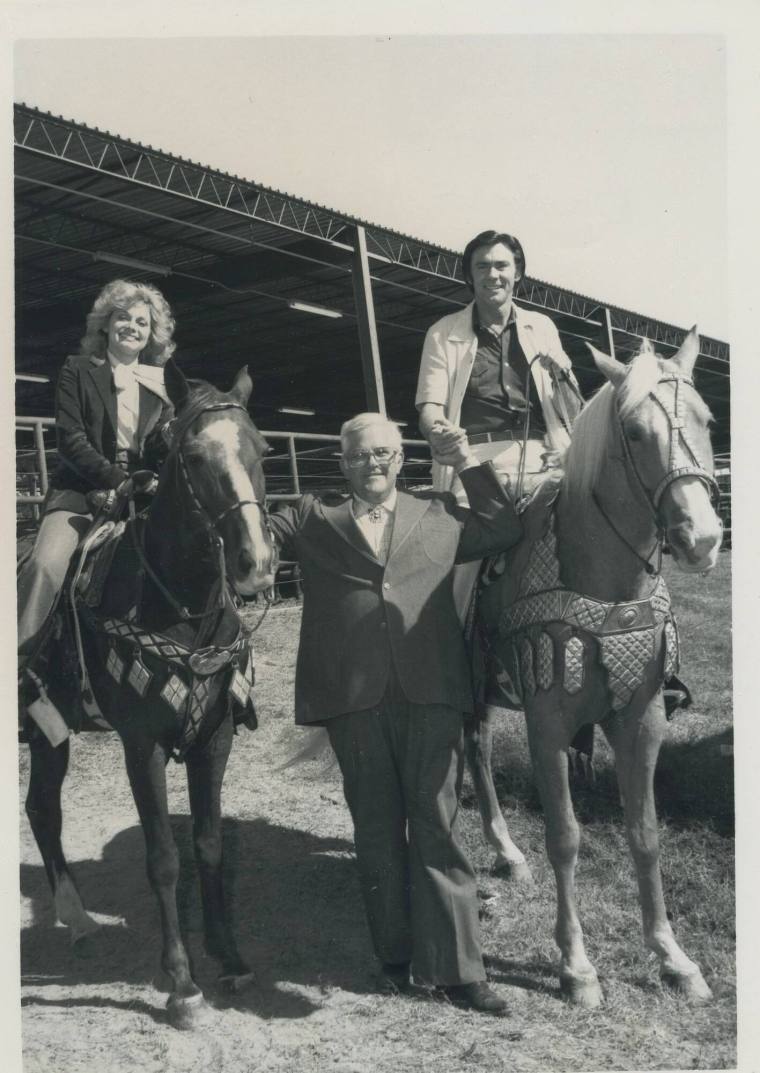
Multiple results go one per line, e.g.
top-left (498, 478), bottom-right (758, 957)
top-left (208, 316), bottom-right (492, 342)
top-left (17, 279), bottom-right (175, 674)
top-left (415, 229), bottom-right (583, 617)
top-left (268, 413), bottom-right (520, 1014)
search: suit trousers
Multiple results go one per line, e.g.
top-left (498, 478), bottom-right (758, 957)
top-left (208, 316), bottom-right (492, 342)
top-left (326, 681), bottom-right (486, 986)
top-left (17, 508), bottom-right (91, 665)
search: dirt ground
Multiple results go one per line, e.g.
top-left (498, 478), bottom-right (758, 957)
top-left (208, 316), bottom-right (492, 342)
top-left (19, 575), bottom-right (736, 1073)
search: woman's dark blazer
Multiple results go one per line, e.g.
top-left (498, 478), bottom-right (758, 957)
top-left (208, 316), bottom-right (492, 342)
top-left (46, 353), bottom-right (171, 515)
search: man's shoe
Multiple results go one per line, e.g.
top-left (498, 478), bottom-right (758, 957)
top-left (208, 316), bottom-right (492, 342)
top-left (378, 962), bottom-right (411, 994)
top-left (442, 981), bottom-right (509, 1016)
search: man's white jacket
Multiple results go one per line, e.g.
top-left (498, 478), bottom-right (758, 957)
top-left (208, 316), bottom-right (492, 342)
top-left (415, 300), bottom-right (582, 490)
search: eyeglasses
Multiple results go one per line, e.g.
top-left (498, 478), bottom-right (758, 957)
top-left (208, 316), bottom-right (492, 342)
top-left (344, 447), bottom-right (400, 469)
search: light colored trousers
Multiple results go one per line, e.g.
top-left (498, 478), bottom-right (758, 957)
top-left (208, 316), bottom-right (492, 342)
top-left (451, 438), bottom-right (552, 623)
top-left (17, 508), bottom-right (91, 664)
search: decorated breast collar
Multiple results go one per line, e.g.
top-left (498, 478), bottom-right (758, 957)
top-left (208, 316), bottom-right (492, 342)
top-left (492, 507), bottom-right (679, 711)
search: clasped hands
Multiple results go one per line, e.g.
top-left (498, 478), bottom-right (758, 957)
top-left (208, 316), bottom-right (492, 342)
top-left (428, 419), bottom-right (476, 470)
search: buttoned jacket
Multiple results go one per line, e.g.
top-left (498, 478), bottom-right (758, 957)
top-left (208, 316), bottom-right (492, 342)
top-left (46, 352), bottom-right (171, 515)
top-left (415, 300), bottom-right (582, 490)
top-left (268, 463), bottom-right (520, 725)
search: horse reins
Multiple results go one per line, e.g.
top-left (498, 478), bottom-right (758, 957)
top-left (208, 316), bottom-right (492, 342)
top-left (515, 354), bottom-right (584, 505)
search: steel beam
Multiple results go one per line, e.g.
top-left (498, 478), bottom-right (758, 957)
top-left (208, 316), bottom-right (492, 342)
top-left (351, 225), bottom-right (386, 414)
top-left (13, 104), bottom-right (729, 366)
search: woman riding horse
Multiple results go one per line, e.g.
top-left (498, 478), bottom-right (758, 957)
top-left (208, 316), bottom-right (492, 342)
top-left (18, 279), bottom-right (175, 680)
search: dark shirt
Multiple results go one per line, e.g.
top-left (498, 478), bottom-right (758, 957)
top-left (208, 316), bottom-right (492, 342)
top-left (459, 307), bottom-right (546, 437)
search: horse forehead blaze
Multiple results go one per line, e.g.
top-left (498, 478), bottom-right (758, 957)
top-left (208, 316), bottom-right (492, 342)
top-left (195, 416), bottom-right (260, 500)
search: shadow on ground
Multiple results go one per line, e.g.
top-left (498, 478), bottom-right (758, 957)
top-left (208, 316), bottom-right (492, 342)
top-left (21, 817), bottom-right (375, 1021)
top-left (470, 717), bottom-right (734, 837)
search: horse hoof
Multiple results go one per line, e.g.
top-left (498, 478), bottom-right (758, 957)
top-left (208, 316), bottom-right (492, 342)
top-left (166, 991), bottom-right (211, 1030)
top-left (560, 974), bottom-right (603, 1008)
top-left (661, 969), bottom-right (713, 1003)
top-left (492, 859), bottom-right (534, 885)
top-left (218, 970), bottom-right (256, 994)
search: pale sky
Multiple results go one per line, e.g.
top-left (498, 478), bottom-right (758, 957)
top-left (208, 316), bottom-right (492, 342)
top-left (13, 33), bottom-right (727, 339)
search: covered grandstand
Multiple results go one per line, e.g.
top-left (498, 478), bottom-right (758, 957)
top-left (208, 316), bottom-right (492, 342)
top-left (14, 102), bottom-right (730, 505)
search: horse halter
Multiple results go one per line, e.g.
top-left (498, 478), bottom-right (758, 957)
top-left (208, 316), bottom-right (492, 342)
top-left (616, 372), bottom-right (721, 524)
top-left (171, 399), bottom-right (269, 534)
top-left (138, 397), bottom-right (273, 622)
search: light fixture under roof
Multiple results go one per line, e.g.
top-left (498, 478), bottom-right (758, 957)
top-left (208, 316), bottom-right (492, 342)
top-left (287, 300), bottom-right (343, 319)
top-left (278, 406), bottom-right (316, 417)
top-left (16, 373), bottom-right (50, 383)
top-left (93, 251), bottom-right (172, 277)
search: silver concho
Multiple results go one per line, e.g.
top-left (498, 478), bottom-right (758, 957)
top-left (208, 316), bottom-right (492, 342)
top-left (188, 648), bottom-right (233, 675)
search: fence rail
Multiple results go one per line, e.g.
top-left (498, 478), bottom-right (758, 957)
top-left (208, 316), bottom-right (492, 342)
top-left (15, 415), bottom-right (432, 512)
top-left (16, 414), bottom-right (732, 546)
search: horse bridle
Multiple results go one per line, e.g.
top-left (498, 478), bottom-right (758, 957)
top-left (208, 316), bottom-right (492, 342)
top-left (593, 371), bottom-right (721, 574)
top-left (616, 373), bottom-right (721, 520)
top-left (172, 399), bottom-right (268, 527)
top-left (135, 398), bottom-right (274, 623)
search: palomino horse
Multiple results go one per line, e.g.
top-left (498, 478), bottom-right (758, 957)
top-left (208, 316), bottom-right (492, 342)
top-left (472, 328), bottom-right (723, 1005)
top-left (21, 362), bottom-right (277, 1029)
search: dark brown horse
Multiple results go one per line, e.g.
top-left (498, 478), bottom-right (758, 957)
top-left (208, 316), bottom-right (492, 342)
top-left (471, 330), bottom-right (723, 1005)
top-left (21, 362), bottom-right (277, 1029)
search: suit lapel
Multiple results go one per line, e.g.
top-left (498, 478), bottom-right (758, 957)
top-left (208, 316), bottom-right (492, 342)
top-left (322, 499), bottom-right (382, 566)
top-left (387, 491), bottom-right (430, 560)
top-left (137, 383), bottom-right (162, 447)
top-left (88, 357), bottom-right (117, 432)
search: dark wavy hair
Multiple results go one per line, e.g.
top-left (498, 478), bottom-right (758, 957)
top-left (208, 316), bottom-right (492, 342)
top-left (461, 231), bottom-right (526, 292)
top-left (78, 279), bottom-right (176, 366)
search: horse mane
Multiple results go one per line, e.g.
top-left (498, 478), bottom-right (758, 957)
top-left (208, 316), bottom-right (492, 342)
top-left (562, 341), bottom-right (662, 503)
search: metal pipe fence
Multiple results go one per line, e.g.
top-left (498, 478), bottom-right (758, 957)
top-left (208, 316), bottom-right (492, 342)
top-left (15, 416), bottom-right (432, 511)
top-left (16, 415), bottom-right (731, 548)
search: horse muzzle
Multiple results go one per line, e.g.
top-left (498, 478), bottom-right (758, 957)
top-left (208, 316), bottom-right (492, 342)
top-left (231, 542), bottom-right (278, 595)
top-left (666, 519), bottom-right (723, 573)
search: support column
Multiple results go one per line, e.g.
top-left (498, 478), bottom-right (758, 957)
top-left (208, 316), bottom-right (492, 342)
top-left (34, 419), bottom-right (49, 497)
top-left (603, 307), bottom-right (616, 358)
top-left (351, 225), bottom-right (386, 414)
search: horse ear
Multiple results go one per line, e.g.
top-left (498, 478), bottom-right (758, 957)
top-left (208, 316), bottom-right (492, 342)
top-left (585, 342), bottom-right (627, 387)
top-left (230, 365), bottom-right (253, 407)
top-left (164, 359), bottom-right (190, 411)
top-left (672, 325), bottom-right (699, 377)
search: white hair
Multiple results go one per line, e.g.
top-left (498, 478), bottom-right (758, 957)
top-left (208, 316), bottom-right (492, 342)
top-left (340, 412), bottom-right (403, 453)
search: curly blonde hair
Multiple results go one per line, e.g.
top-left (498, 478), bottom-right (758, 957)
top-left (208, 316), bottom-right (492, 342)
top-left (78, 279), bottom-right (176, 366)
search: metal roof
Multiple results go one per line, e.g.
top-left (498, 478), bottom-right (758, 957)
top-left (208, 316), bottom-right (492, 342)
top-left (14, 102), bottom-right (730, 451)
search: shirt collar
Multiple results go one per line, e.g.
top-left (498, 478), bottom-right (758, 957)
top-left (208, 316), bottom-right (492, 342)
top-left (352, 489), bottom-right (397, 517)
top-left (472, 303), bottom-right (517, 336)
top-left (107, 350), bottom-right (139, 371)
top-left (107, 352), bottom-right (170, 402)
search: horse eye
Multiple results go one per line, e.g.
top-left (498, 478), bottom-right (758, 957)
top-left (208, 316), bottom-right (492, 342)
top-left (625, 424), bottom-right (644, 442)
